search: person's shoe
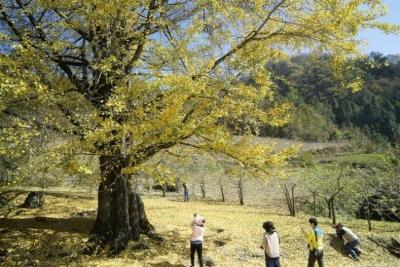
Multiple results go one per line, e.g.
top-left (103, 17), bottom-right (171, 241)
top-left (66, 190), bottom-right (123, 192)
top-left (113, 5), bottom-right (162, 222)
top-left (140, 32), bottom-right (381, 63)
top-left (348, 255), bottom-right (359, 261)
top-left (356, 248), bottom-right (363, 256)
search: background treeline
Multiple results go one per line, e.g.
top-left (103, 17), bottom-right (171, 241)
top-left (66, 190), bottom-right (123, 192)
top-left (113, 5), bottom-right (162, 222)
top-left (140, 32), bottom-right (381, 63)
top-left (259, 53), bottom-right (400, 143)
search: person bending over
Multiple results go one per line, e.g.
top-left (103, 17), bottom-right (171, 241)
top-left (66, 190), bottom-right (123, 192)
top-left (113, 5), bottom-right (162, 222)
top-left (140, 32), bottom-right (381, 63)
top-left (335, 223), bottom-right (362, 261)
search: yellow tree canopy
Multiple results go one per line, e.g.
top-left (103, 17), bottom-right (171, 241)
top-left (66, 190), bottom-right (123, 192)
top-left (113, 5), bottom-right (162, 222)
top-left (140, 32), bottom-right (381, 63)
top-left (0, 0), bottom-right (395, 180)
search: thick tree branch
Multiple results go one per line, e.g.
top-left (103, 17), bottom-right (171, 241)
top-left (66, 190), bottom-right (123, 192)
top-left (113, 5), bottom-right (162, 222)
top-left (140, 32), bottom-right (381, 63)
top-left (163, 25), bottom-right (188, 72)
top-left (53, 8), bottom-right (92, 42)
top-left (0, 3), bottom-right (23, 37)
top-left (15, 0), bottom-right (47, 41)
top-left (125, 0), bottom-right (159, 73)
top-left (208, 0), bottom-right (287, 73)
top-left (178, 140), bottom-right (268, 175)
top-left (1, 108), bottom-right (82, 136)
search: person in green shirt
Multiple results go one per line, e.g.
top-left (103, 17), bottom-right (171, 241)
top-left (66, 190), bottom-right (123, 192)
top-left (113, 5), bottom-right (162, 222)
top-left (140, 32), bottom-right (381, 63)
top-left (302, 217), bottom-right (324, 267)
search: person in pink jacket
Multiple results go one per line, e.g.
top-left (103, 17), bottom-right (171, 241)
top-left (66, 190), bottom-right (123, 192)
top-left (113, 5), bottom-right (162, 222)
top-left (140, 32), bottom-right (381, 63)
top-left (190, 213), bottom-right (205, 267)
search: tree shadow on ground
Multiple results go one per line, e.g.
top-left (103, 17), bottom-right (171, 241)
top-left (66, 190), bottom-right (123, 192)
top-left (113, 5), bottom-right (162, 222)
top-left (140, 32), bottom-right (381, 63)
top-left (0, 216), bottom-right (91, 266)
top-left (1, 189), bottom-right (96, 200)
top-left (130, 229), bottom-right (190, 266)
top-left (327, 233), bottom-right (348, 257)
top-left (0, 215), bottom-right (193, 265)
top-left (150, 229), bottom-right (188, 254)
top-left (0, 216), bottom-right (94, 234)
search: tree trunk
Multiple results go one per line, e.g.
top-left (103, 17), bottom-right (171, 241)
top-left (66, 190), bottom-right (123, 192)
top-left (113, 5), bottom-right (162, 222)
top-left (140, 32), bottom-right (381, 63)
top-left (200, 181), bottom-right (206, 198)
top-left (326, 199), bottom-right (332, 218)
top-left (366, 198), bottom-right (372, 231)
top-left (291, 185), bottom-right (296, 217)
top-left (162, 184), bottom-right (166, 197)
top-left (219, 178), bottom-right (225, 202)
top-left (175, 178), bottom-right (181, 193)
top-left (84, 155), bottom-right (155, 256)
top-left (283, 185), bottom-right (291, 215)
top-left (331, 198), bottom-right (336, 225)
top-left (282, 184), bottom-right (295, 216)
top-left (238, 178), bottom-right (244, 205)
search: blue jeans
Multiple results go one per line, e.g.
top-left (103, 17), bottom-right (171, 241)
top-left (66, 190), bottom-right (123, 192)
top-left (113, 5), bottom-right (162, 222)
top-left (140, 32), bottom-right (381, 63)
top-left (184, 191), bottom-right (189, 202)
top-left (345, 239), bottom-right (360, 259)
top-left (265, 254), bottom-right (280, 267)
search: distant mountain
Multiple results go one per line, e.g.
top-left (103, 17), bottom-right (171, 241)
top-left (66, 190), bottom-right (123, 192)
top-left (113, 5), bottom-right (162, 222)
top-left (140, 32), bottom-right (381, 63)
top-left (262, 53), bottom-right (400, 144)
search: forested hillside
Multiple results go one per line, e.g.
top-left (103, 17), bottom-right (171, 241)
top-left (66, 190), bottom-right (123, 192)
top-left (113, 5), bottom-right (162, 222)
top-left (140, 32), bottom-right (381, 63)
top-left (264, 53), bottom-right (400, 143)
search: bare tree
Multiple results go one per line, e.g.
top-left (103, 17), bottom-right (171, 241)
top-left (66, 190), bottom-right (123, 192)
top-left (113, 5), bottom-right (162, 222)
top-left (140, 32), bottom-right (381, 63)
top-left (317, 169), bottom-right (345, 225)
top-left (237, 177), bottom-right (245, 205)
top-left (200, 179), bottom-right (206, 198)
top-left (281, 182), bottom-right (296, 216)
top-left (307, 188), bottom-right (318, 217)
top-left (219, 177), bottom-right (226, 202)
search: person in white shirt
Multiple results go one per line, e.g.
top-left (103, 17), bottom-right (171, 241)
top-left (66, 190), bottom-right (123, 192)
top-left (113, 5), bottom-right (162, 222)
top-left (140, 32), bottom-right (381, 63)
top-left (190, 214), bottom-right (205, 267)
top-left (335, 223), bottom-right (362, 261)
top-left (260, 221), bottom-right (281, 267)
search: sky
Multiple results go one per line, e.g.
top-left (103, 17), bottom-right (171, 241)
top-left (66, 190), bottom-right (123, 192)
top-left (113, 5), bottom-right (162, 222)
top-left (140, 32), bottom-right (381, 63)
top-left (358, 0), bottom-right (400, 55)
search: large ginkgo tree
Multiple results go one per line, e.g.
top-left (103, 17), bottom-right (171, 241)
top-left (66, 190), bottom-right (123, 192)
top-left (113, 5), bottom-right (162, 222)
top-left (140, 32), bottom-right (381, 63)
top-left (0, 0), bottom-right (394, 255)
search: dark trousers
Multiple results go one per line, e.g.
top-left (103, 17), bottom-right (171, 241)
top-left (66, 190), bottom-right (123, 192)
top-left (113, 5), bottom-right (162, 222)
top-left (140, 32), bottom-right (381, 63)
top-left (345, 239), bottom-right (360, 259)
top-left (190, 242), bottom-right (203, 267)
top-left (265, 254), bottom-right (280, 267)
top-left (184, 191), bottom-right (189, 202)
top-left (308, 250), bottom-right (324, 267)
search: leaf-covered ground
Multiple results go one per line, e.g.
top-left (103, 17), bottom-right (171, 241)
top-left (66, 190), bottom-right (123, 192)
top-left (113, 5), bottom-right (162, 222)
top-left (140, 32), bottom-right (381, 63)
top-left (0, 191), bottom-right (399, 267)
